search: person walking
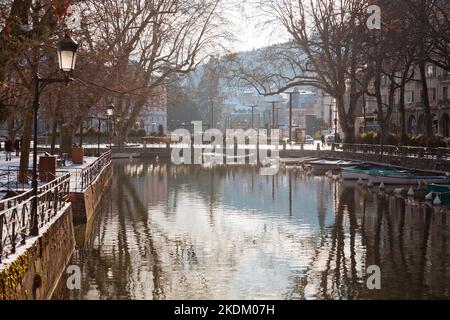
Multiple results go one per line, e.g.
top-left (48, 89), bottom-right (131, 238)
top-left (14, 137), bottom-right (21, 157)
top-left (321, 134), bottom-right (326, 147)
top-left (4, 137), bottom-right (13, 161)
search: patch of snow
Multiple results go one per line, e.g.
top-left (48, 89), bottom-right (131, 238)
top-left (0, 203), bottom-right (72, 272)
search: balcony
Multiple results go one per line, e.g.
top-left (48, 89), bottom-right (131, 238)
top-left (438, 74), bottom-right (450, 82)
top-left (439, 99), bottom-right (450, 107)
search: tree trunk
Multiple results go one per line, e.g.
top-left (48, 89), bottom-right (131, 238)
top-left (374, 74), bottom-right (385, 155)
top-left (336, 96), bottom-right (354, 143)
top-left (50, 118), bottom-right (58, 155)
top-left (60, 125), bottom-right (73, 156)
top-left (419, 61), bottom-right (433, 138)
top-left (7, 112), bottom-right (16, 140)
top-left (399, 68), bottom-right (412, 144)
top-left (399, 83), bottom-right (407, 143)
top-left (384, 82), bottom-right (396, 140)
top-left (18, 108), bottom-right (32, 184)
top-left (117, 123), bottom-right (129, 150)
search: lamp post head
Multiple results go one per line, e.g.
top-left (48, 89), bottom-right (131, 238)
top-left (57, 34), bottom-right (79, 73)
top-left (106, 102), bottom-right (115, 117)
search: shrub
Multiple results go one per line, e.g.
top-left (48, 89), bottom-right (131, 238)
top-left (385, 133), bottom-right (400, 146)
top-left (128, 128), bottom-right (147, 138)
top-left (426, 135), bottom-right (446, 148)
top-left (357, 131), bottom-right (378, 145)
top-left (410, 134), bottom-right (423, 147)
top-left (409, 134), bottom-right (446, 148)
top-left (313, 132), bottom-right (322, 140)
top-left (85, 127), bottom-right (97, 137)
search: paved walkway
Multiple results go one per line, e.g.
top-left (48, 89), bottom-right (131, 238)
top-left (0, 153), bottom-right (98, 193)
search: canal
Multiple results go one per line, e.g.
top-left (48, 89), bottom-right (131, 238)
top-left (55, 159), bottom-right (450, 300)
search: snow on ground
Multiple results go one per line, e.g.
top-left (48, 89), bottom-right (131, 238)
top-left (0, 203), bottom-right (72, 272)
top-left (0, 153), bottom-right (98, 193)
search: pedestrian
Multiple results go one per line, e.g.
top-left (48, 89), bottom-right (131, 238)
top-left (14, 137), bottom-right (21, 157)
top-left (321, 134), bottom-right (326, 147)
top-left (4, 137), bottom-right (13, 161)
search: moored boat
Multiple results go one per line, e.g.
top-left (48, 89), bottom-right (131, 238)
top-left (308, 159), bottom-right (362, 174)
top-left (369, 170), bottom-right (450, 185)
top-left (426, 184), bottom-right (450, 204)
top-left (342, 164), bottom-right (407, 181)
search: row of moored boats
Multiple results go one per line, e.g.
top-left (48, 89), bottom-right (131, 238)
top-left (306, 158), bottom-right (450, 186)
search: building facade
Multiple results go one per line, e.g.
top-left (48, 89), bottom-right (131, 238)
top-left (138, 85), bottom-right (168, 135)
top-left (365, 64), bottom-right (450, 136)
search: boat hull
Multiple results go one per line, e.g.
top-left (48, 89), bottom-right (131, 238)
top-left (342, 171), bottom-right (370, 181)
top-left (310, 160), bottom-right (362, 175)
top-left (370, 174), bottom-right (450, 185)
top-left (427, 184), bottom-right (450, 204)
top-left (342, 166), bottom-right (407, 181)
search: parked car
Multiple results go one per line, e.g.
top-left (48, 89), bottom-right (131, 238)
top-left (304, 135), bottom-right (314, 144)
top-left (325, 134), bottom-right (336, 145)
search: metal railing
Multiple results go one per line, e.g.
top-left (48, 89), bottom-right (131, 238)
top-left (0, 173), bottom-right (71, 263)
top-left (0, 167), bottom-right (68, 192)
top-left (71, 150), bottom-right (112, 192)
top-left (332, 143), bottom-right (450, 161)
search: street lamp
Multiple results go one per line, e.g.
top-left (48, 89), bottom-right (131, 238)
top-left (285, 90), bottom-right (299, 143)
top-left (334, 112), bottom-right (338, 140)
top-left (106, 102), bottom-right (115, 148)
top-left (56, 35), bottom-right (79, 72)
top-left (106, 102), bottom-right (115, 117)
top-left (249, 105), bottom-right (258, 129)
top-left (265, 95), bottom-right (286, 133)
top-left (30, 33), bottom-right (78, 236)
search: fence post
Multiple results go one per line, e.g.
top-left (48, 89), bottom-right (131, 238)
top-left (54, 184), bottom-right (59, 217)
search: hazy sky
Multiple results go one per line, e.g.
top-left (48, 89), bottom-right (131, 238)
top-left (225, 0), bottom-right (290, 52)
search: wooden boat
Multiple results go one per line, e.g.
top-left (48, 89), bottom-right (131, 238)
top-left (369, 170), bottom-right (450, 185)
top-left (426, 184), bottom-right (450, 204)
top-left (308, 159), bottom-right (362, 174)
top-left (342, 164), bottom-right (407, 181)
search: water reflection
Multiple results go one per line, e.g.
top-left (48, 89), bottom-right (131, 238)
top-left (55, 160), bottom-right (450, 300)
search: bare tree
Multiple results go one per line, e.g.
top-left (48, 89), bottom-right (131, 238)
top-left (75, 0), bottom-right (228, 148)
top-left (0, 0), bottom-right (75, 83)
top-left (229, 0), bottom-right (372, 142)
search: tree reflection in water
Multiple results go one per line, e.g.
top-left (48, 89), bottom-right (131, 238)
top-left (55, 160), bottom-right (450, 300)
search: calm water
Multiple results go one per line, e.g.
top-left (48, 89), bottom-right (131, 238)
top-left (55, 159), bottom-right (450, 300)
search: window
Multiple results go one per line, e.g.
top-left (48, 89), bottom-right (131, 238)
top-left (405, 91), bottom-right (414, 104)
top-left (429, 88), bottom-right (437, 101)
top-left (427, 65), bottom-right (436, 78)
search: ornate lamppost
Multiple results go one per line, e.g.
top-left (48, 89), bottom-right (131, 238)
top-left (30, 33), bottom-right (79, 236)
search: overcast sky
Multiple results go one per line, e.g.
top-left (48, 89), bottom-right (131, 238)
top-left (225, 0), bottom-right (290, 52)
